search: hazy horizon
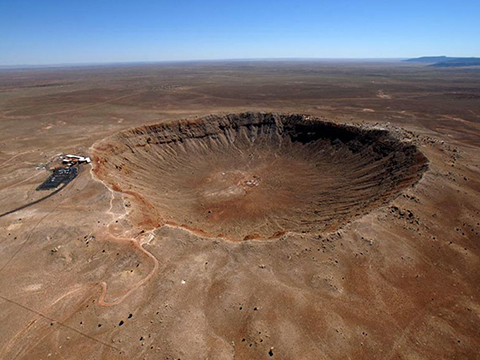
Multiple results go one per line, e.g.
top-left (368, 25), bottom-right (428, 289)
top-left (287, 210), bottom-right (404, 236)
top-left (0, 57), bottom-right (417, 69)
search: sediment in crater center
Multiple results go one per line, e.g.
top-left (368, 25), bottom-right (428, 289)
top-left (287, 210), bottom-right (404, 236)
top-left (92, 112), bottom-right (428, 240)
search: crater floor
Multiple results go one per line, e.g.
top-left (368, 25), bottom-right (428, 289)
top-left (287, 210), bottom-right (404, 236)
top-left (92, 113), bottom-right (428, 240)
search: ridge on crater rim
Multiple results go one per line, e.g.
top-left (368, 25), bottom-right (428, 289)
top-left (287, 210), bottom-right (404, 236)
top-left (91, 112), bottom-right (428, 240)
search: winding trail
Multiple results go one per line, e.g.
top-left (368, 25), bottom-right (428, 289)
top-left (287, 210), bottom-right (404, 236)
top-left (0, 165), bottom-right (161, 357)
top-left (88, 165), bottom-right (161, 307)
top-left (95, 230), bottom-right (159, 307)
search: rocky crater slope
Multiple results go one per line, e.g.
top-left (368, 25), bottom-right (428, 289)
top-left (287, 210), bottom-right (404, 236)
top-left (92, 113), bottom-right (428, 240)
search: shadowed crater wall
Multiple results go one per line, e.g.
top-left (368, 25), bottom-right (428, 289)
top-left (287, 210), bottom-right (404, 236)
top-left (92, 113), bottom-right (428, 240)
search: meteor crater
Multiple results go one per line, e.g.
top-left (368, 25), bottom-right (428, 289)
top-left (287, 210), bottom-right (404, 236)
top-left (92, 113), bottom-right (428, 240)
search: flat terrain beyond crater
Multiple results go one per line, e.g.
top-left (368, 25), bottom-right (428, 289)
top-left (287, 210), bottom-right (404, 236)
top-left (92, 112), bottom-right (428, 240)
top-left (1, 63), bottom-right (480, 359)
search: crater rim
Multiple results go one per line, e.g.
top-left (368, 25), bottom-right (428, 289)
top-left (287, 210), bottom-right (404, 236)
top-left (91, 112), bottom-right (429, 241)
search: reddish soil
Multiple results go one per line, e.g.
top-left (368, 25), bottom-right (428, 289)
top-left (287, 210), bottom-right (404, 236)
top-left (0, 61), bottom-right (479, 359)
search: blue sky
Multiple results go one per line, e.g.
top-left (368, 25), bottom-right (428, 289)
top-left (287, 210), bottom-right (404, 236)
top-left (1, 0), bottom-right (479, 65)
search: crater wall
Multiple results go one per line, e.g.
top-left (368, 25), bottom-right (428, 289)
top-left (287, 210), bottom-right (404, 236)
top-left (92, 113), bottom-right (428, 240)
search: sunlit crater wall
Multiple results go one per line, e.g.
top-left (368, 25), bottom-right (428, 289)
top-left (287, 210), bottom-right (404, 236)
top-left (92, 113), bottom-right (428, 240)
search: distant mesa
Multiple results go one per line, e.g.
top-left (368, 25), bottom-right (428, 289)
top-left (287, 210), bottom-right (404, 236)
top-left (404, 56), bottom-right (480, 67)
top-left (404, 56), bottom-right (451, 63)
top-left (92, 113), bottom-right (428, 241)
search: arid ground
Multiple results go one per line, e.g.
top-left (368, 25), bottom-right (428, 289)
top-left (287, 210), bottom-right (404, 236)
top-left (0, 61), bottom-right (479, 359)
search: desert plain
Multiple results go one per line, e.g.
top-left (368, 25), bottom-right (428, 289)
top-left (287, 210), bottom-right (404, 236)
top-left (0, 60), bottom-right (479, 359)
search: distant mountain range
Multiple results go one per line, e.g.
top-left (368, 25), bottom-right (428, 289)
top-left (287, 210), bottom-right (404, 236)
top-left (404, 56), bottom-right (480, 67)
